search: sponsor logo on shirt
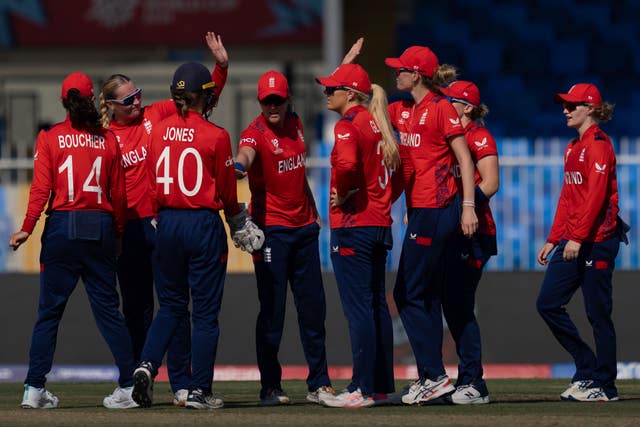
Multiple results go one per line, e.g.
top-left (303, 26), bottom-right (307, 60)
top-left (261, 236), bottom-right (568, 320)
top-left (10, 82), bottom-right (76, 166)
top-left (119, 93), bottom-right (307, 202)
top-left (474, 137), bottom-right (487, 150)
top-left (595, 162), bottom-right (607, 174)
top-left (449, 117), bottom-right (461, 126)
top-left (332, 245), bottom-right (339, 253)
top-left (337, 133), bottom-right (351, 140)
top-left (241, 137), bottom-right (257, 146)
top-left (264, 247), bottom-right (272, 263)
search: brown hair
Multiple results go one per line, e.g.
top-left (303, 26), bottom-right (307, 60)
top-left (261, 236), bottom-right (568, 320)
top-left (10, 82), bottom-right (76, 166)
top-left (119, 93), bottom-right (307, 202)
top-left (62, 89), bottom-right (102, 132)
top-left (592, 102), bottom-right (614, 122)
top-left (171, 88), bottom-right (213, 117)
top-left (420, 64), bottom-right (458, 95)
top-left (99, 74), bottom-right (131, 128)
top-left (469, 103), bottom-right (490, 123)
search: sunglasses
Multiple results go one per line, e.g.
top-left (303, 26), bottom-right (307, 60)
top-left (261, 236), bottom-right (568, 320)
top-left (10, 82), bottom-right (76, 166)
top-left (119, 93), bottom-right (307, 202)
top-left (449, 97), bottom-right (473, 107)
top-left (260, 95), bottom-right (287, 106)
top-left (563, 102), bottom-right (589, 112)
top-left (323, 86), bottom-right (350, 96)
top-left (109, 88), bottom-right (142, 106)
top-left (395, 68), bottom-right (416, 76)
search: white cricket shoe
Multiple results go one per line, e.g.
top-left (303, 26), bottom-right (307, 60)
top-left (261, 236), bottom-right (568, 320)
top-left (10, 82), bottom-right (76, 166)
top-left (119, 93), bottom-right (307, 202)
top-left (568, 386), bottom-right (619, 402)
top-left (450, 384), bottom-right (490, 405)
top-left (320, 389), bottom-right (359, 407)
top-left (401, 375), bottom-right (455, 405)
top-left (173, 389), bottom-right (189, 406)
top-left (185, 388), bottom-right (224, 409)
top-left (260, 388), bottom-right (291, 406)
top-left (306, 385), bottom-right (335, 403)
top-left (103, 386), bottom-right (139, 409)
top-left (560, 380), bottom-right (593, 400)
top-left (21, 385), bottom-right (59, 409)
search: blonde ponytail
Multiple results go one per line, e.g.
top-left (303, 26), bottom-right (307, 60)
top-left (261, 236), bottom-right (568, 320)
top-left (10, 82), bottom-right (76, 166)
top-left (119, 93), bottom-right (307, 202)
top-left (99, 92), bottom-right (110, 128)
top-left (369, 84), bottom-right (400, 170)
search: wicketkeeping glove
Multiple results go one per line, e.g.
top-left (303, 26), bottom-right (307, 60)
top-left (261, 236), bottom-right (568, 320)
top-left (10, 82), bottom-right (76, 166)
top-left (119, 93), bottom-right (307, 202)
top-left (226, 206), bottom-right (265, 253)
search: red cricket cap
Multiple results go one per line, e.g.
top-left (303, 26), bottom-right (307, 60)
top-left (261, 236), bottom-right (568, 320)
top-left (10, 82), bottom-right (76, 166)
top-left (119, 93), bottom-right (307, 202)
top-left (315, 63), bottom-right (371, 94)
top-left (258, 70), bottom-right (289, 101)
top-left (61, 72), bottom-right (94, 99)
top-left (385, 45), bottom-right (439, 78)
top-left (440, 80), bottom-right (481, 107)
top-left (554, 83), bottom-right (602, 106)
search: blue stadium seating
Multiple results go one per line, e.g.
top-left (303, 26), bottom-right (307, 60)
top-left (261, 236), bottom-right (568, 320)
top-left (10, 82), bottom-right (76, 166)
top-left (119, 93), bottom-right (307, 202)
top-left (392, 0), bottom-right (639, 137)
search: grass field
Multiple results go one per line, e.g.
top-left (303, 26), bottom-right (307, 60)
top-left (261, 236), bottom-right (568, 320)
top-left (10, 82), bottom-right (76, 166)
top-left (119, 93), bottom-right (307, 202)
top-left (2, 379), bottom-right (640, 426)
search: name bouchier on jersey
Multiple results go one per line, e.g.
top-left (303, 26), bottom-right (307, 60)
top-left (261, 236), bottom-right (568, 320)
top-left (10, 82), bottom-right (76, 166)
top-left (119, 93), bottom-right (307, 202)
top-left (57, 133), bottom-right (106, 150)
top-left (278, 153), bottom-right (305, 174)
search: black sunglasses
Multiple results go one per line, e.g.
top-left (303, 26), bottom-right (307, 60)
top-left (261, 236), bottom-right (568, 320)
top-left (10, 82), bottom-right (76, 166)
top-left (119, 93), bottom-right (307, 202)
top-left (109, 88), bottom-right (142, 106)
top-left (395, 68), bottom-right (416, 76)
top-left (563, 102), bottom-right (589, 112)
top-left (260, 95), bottom-right (287, 106)
top-left (323, 86), bottom-right (350, 96)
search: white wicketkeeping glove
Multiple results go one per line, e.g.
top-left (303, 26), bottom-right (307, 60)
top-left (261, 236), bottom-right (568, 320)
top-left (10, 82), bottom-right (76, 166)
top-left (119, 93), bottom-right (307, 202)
top-left (226, 205), bottom-right (265, 253)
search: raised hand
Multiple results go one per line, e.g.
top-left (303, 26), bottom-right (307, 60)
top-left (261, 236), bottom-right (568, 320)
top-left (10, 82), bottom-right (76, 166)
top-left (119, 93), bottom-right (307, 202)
top-left (205, 31), bottom-right (228, 67)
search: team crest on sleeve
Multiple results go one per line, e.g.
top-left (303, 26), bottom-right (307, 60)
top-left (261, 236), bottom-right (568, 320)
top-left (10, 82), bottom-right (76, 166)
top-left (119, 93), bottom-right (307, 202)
top-left (449, 117), bottom-right (461, 126)
top-left (595, 162), bottom-right (607, 174)
top-left (337, 133), bottom-right (351, 140)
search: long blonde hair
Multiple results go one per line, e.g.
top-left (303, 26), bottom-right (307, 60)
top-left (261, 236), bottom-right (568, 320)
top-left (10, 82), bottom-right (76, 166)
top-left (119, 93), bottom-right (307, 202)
top-left (99, 74), bottom-right (132, 128)
top-left (353, 84), bottom-right (401, 170)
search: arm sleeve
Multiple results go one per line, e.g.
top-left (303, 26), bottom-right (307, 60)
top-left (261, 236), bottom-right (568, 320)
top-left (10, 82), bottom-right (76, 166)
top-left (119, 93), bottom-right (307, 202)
top-left (332, 120), bottom-right (359, 196)
top-left (215, 129), bottom-right (240, 216)
top-left (569, 144), bottom-right (615, 243)
top-left (211, 64), bottom-right (228, 106)
top-left (469, 127), bottom-right (498, 161)
top-left (22, 131), bottom-right (52, 234)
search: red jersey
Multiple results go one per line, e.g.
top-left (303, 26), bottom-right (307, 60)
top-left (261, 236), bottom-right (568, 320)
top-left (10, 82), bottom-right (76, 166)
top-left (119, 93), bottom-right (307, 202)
top-left (454, 121), bottom-right (498, 236)
top-left (330, 105), bottom-right (392, 228)
top-left (21, 117), bottom-right (126, 236)
top-left (547, 124), bottom-right (619, 244)
top-left (111, 66), bottom-right (228, 220)
top-left (239, 113), bottom-right (315, 227)
top-left (388, 93), bottom-right (464, 208)
top-left (147, 110), bottom-right (239, 216)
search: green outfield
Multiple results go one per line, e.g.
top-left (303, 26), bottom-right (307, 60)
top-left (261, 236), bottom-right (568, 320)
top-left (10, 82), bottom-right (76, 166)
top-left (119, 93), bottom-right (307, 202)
top-left (1, 379), bottom-right (640, 426)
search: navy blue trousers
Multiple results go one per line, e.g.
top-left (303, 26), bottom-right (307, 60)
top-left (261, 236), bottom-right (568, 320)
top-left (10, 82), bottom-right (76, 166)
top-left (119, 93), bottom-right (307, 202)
top-left (118, 216), bottom-right (191, 392)
top-left (393, 200), bottom-right (460, 380)
top-left (141, 209), bottom-right (227, 394)
top-left (537, 237), bottom-right (620, 399)
top-left (26, 211), bottom-right (135, 388)
top-left (442, 232), bottom-right (495, 387)
top-left (253, 222), bottom-right (330, 397)
top-left (330, 226), bottom-right (395, 396)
